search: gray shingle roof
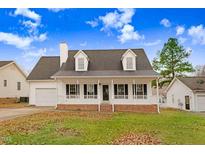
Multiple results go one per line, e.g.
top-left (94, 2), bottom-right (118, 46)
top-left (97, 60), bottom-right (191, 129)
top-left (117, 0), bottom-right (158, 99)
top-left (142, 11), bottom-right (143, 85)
top-left (53, 49), bottom-right (158, 77)
top-left (0, 61), bottom-right (13, 68)
top-left (27, 56), bottom-right (60, 80)
top-left (177, 77), bottom-right (205, 91)
top-left (28, 49), bottom-right (158, 80)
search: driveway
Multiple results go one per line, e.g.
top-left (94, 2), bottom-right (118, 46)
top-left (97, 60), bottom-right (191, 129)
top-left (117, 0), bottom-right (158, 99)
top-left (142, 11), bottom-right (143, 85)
top-left (0, 107), bottom-right (54, 121)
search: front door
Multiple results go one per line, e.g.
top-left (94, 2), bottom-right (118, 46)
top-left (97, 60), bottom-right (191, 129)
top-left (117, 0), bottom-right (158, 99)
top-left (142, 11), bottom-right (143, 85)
top-left (185, 96), bottom-right (190, 110)
top-left (103, 85), bottom-right (109, 101)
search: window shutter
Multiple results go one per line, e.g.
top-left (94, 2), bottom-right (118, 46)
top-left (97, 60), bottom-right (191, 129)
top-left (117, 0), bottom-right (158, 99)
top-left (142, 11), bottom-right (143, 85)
top-left (125, 84), bottom-right (128, 95)
top-left (114, 84), bottom-right (117, 95)
top-left (84, 84), bottom-right (87, 95)
top-left (94, 84), bottom-right (97, 95)
top-left (66, 84), bottom-right (69, 95)
top-left (144, 84), bottom-right (147, 95)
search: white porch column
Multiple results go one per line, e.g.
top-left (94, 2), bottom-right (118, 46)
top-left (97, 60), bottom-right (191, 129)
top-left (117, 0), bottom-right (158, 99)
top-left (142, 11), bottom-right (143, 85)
top-left (98, 80), bottom-right (101, 112)
top-left (156, 78), bottom-right (160, 113)
top-left (111, 80), bottom-right (114, 99)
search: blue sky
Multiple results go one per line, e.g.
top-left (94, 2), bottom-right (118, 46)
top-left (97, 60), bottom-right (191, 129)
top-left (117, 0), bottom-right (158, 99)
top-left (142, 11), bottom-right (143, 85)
top-left (0, 8), bottom-right (205, 72)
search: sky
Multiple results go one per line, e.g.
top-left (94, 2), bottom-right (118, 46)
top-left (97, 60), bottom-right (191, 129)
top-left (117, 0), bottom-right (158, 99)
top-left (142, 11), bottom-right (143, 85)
top-left (0, 8), bottom-right (205, 72)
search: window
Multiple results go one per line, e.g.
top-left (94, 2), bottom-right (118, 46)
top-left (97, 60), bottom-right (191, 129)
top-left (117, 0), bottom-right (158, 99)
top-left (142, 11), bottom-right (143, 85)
top-left (78, 58), bottom-right (84, 70)
top-left (172, 95), bottom-right (174, 104)
top-left (17, 82), bottom-right (21, 91)
top-left (66, 84), bottom-right (80, 99)
top-left (3, 80), bottom-right (7, 87)
top-left (132, 84), bottom-right (147, 99)
top-left (126, 57), bottom-right (133, 70)
top-left (84, 84), bottom-right (97, 99)
top-left (114, 84), bottom-right (128, 99)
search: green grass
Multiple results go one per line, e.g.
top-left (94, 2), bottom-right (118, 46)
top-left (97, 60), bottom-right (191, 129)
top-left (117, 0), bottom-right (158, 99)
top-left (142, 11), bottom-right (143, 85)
top-left (1, 109), bottom-right (205, 144)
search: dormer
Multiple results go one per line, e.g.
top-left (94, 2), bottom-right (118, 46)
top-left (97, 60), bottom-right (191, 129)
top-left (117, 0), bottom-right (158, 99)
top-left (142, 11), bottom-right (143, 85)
top-left (121, 49), bottom-right (137, 71)
top-left (74, 50), bottom-right (89, 71)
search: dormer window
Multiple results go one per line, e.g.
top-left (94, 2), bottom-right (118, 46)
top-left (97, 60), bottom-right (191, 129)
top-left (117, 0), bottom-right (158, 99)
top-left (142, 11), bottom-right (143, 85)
top-left (126, 57), bottom-right (133, 70)
top-left (121, 49), bottom-right (136, 71)
top-left (74, 50), bottom-right (88, 71)
top-left (78, 58), bottom-right (85, 70)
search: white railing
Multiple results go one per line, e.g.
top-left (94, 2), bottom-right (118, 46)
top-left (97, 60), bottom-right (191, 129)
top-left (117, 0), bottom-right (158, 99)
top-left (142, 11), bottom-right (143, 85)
top-left (133, 95), bottom-right (147, 99)
top-left (66, 95), bottom-right (80, 99)
top-left (84, 95), bottom-right (98, 99)
top-left (114, 95), bottom-right (128, 99)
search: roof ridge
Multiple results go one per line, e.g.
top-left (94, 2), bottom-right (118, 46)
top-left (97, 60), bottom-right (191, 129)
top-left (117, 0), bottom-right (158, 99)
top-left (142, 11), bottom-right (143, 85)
top-left (69, 48), bottom-right (144, 51)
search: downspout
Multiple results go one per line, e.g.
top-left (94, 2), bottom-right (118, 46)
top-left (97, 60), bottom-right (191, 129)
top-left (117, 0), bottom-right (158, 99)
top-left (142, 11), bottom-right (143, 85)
top-left (156, 77), bottom-right (160, 113)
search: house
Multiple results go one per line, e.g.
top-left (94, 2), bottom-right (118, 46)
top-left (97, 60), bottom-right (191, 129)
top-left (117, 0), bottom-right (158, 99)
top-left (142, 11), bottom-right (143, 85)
top-left (27, 42), bottom-right (159, 112)
top-left (0, 61), bottom-right (29, 99)
top-left (166, 77), bottom-right (205, 112)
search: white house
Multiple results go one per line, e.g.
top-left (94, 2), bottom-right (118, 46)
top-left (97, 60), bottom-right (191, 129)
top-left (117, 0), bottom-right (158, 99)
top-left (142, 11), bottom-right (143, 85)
top-left (0, 61), bottom-right (29, 98)
top-left (27, 42), bottom-right (159, 112)
top-left (166, 77), bottom-right (205, 112)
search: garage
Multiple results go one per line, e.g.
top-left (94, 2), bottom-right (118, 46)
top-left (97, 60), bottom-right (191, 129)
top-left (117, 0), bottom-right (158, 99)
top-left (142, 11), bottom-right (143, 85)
top-left (35, 88), bottom-right (57, 106)
top-left (197, 95), bottom-right (205, 111)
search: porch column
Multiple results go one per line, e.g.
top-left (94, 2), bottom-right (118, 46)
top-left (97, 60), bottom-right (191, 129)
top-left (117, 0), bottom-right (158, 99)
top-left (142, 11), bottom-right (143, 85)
top-left (111, 80), bottom-right (114, 99)
top-left (98, 80), bottom-right (101, 112)
top-left (156, 77), bottom-right (160, 113)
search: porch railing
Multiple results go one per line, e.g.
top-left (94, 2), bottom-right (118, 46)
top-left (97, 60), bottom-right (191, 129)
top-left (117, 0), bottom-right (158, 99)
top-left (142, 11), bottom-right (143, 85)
top-left (133, 95), bottom-right (147, 99)
top-left (84, 95), bottom-right (98, 99)
top-left (66, 95), bottom-right (80, 99)
top-left (114, 95), bottom-right (128, 99)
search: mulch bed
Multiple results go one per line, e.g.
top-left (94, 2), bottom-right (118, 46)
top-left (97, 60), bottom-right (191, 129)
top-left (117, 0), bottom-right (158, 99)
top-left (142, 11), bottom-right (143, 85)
top-left (112, 133), bottom-right (161, 145)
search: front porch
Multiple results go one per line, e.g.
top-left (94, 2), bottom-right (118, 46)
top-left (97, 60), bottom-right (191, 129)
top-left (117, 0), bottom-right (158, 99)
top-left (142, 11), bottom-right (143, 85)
top-left (56, 77), bottom-right (158, 112)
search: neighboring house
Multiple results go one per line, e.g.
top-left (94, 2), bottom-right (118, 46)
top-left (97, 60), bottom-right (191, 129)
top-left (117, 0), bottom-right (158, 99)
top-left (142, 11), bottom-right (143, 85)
top-left (27, 42), bottom-right (159, 112)
top-left (0, 61), bottom-right (29, 98)
top-left (166, 77), bottom-right (205, 112)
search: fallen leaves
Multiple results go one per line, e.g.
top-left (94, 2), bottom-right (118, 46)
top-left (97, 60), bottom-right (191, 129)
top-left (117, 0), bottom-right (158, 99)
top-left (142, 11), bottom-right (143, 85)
top-left (56, 127), bottom-right (81, 137)
top-left (112, 133), bottom-right (161, 145)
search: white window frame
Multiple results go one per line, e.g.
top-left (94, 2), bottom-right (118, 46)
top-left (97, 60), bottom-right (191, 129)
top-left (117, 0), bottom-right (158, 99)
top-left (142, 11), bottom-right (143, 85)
top-left (66, 84), bottom-right (80, 99)
top-left (4, 80), bottom-right (7, 87)
top-left (126, 57), bottom-right (134, 70)
top-left (114, 84), bottom-right (128, 99)
top-left (78, 58), bottom-right (85, 70)
top-left (17, 82), bottom-right (21, 91)
top-left (132, 84), bottom-right (147, 99)
top-left (84, 84), bottom-right (98, 99)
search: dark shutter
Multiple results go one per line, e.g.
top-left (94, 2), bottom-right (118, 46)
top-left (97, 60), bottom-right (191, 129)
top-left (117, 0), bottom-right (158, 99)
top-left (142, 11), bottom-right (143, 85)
top-left (94, 84), bottom-right (97, 95)
top-left (125, 84), bottom-right (128, 95)
top-left (114, 84), bottom-right (117, 95)
top-left (84, 84), bottom-right (87, 95)
top-left (144, 84), bottom-right (147, 95)
top-left (66, 84), bottom-right (69, 95)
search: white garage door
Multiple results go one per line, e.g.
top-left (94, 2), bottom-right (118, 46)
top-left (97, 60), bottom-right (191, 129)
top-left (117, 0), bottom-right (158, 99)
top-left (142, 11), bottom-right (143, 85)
top-left (35, 88), bottom-right (57, 106)
top-left (197, 95), bottom-right (205, 111)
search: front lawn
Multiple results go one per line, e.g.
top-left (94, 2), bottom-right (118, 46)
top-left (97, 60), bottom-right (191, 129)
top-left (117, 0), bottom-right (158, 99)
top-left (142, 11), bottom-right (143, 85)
top-left (0, 109), bottom-right (205, 144)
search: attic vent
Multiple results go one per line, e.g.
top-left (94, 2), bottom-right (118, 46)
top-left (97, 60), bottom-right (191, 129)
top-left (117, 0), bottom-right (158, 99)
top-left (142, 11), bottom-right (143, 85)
top-left (197, 79), bottom-right (205, 85)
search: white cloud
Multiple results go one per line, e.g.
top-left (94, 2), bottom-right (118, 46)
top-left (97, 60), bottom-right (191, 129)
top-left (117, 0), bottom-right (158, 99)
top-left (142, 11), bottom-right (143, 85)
top-left (176, 25), bottom-right (185, 35)
top-left (188, 24), bottom-right (205, 45)
top-left (23, 48), bottom-right (46, 58)
top-left (143, 40), bottom-right (161, 46)
top-left (14, 8), bottom-right (41, 22)
top-left (0, 32), bottom-right (33, 49)
top-left (22, 20), bottom-right (39, 34)
top-left (160, 18), bottom-right (171, 27)
top-left (34, 33), bottom-right (47, 42)
top-left (178, 37), bottom-right (187, 44)
top-left (86, 20), bottom-right (98, 28)
top-left (99, 8), bottom-right (135, 31)
top-left (118, 24), bottom-right (144, 44)
top-left (80, 41), bottom-right (87, 47)
top-left (48, 8), bottom-right (65, 12)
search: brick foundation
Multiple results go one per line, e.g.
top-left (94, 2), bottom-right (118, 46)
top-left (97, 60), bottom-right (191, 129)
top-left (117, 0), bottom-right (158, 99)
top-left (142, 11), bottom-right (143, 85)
top-left (57, 104), bottom-right (158, 113)
top-left (56, 104), bottom-right (98, 111)
top-left (114, 104), bottom-right (158, 113)
top-left (100, 104), bottom-right (113, 112)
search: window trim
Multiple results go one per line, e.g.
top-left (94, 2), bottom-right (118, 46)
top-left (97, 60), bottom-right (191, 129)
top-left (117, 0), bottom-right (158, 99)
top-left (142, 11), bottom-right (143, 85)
top-left (66, 84), bottom-right (80, 99)
top-left (114, 84), bottom-right (128, 99)
top-left (3, 80), bottom-right (7, 87)
top-left (84, 84), bottom-right (98, 99)
top-left (132, 84), bottom-right (147, 99)
top-left (126, 57), bottom-right (134, 70)
top-left (77, 58), bottom-right (85, 70)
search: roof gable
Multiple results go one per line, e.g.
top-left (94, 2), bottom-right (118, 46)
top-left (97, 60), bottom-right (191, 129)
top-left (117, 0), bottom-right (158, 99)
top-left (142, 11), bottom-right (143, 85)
top-left (74, 50), bottom-right (88, 59)
top-left (0, 61), bottom-right (13, 68)
top-left (121, 49), bottom-right (137, 60)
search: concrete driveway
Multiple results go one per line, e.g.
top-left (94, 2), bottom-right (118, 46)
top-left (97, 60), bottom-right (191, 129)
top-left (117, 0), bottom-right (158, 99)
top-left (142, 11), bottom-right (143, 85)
top-left (0, 107), bottom-right (53, 121)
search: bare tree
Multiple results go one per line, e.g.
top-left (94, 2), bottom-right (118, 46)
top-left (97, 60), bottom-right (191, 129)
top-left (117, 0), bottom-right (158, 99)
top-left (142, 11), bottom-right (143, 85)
top-left (195, 65), bottom-right (205, 76)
